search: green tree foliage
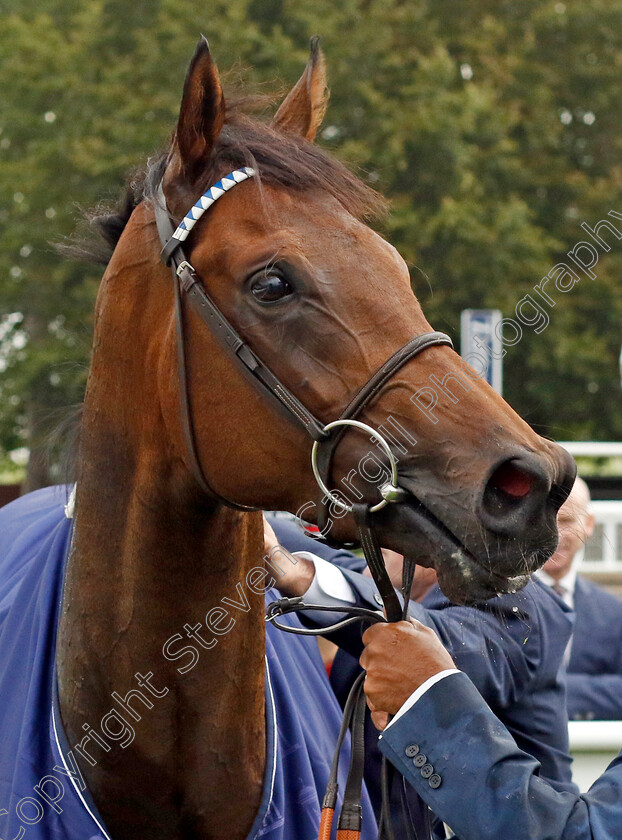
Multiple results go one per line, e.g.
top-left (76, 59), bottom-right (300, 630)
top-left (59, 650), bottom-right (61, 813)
top-left (1, 0), bottom-right (621, 485)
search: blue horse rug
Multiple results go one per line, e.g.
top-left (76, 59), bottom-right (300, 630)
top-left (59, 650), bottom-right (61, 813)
top-left (0, 486), bottom-right (376, 840)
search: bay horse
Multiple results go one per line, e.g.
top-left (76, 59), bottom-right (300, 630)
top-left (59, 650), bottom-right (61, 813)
top-left (0, 38), bottom-right (575, 840)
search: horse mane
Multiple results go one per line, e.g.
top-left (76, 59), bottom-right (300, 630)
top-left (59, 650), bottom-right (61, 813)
top-left (68, 97), bottom-right (386, 266)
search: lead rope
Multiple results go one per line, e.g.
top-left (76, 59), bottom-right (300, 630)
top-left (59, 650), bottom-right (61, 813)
top-left (337, 681), bottom-right (367, 839)
top-left (378, 555), bottom-right (421, 840)
top-left (268, 531), bottom-right (424, 840)
top-left (352, 504), bottom-right (403, 624)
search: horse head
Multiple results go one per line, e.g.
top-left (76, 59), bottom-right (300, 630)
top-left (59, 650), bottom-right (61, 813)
top-left (109, 39), bottom-right (575, 605)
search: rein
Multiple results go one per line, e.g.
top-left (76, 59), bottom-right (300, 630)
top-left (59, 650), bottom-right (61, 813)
top-left (153, 168), bottom-right (452, 840)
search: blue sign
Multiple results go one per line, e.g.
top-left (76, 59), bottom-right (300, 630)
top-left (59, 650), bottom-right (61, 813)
top-left (460, 309), bottom-right (503, 395)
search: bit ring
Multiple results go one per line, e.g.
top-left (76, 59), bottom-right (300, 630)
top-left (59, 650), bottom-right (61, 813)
top-left (311, 419), bottom-right (402, 514)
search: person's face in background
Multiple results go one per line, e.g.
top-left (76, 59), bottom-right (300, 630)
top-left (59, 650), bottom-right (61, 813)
top-left (542, 476), bottom-right (595, 581)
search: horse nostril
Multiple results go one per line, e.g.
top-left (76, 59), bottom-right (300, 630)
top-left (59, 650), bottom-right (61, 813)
top-left (477, 448), bottom-right (577, 552)
top-left (489, 462), bottom-right (533, 499)
top-left (480, 456), bottom-right (549, 534)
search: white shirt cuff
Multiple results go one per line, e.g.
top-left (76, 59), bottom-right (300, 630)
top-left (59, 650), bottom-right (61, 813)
top-left (296, 552), bottom-right (357, 606)
top-left (291, 552), bottom-right (358, 627)
top-left (384, 670), bottom-right (461, 729)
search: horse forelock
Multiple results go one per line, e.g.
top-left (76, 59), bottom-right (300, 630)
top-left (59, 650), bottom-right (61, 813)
top-left (64, 98), bottom-right (387, 268)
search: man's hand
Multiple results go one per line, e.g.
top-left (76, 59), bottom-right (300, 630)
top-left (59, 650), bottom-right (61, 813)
top-left (262, 517), bottom-right (316, 597)
top-left (360, 619), bottom-right (456, 730)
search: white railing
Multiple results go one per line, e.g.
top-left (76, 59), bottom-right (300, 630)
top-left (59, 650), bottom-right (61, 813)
top-left (559, 442), bottom-right (622, 458)
top-left (580, 500), bottom-right (622, 572)
top-left (568, 720), bottom-right (622, 791)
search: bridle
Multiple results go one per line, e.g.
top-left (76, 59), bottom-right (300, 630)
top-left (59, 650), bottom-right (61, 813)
top-left (153, 167), bottom-right (452, 541)
top-left (153, 167), bottom-right (452, 840)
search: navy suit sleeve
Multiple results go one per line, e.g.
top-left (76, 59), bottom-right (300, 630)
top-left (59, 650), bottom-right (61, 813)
top-left (566, 673), bottom-right (622, 721)
top-left (379, 672), bottom-right (620, 840)
top-left (566, 578), bottom-right (622, 721)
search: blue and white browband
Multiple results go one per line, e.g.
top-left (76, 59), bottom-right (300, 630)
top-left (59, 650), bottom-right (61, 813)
top-left (171, 166), bottom-right (256, 243)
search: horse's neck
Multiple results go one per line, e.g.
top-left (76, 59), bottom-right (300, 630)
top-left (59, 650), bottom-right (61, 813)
top-left (56, 255), bottom-right (266, 838)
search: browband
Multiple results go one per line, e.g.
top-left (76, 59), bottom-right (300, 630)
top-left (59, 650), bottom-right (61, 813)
top-left (160, 166), bottom-right (255, 264)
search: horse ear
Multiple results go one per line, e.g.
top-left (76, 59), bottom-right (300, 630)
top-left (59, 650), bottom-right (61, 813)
top-left (174, 37), bottom-right (225, 180)
top-left (273, 37), bottom-right (329, 141)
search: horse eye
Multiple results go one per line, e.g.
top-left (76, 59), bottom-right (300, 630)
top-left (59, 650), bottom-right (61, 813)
top-left (249, 272), bottom-right (294, 303)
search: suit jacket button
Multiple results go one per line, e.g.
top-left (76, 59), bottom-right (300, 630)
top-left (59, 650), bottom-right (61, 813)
top-left (405, 744), bottom-right (420, 757)
top-left (413, 753), bottom-right (427, 768)
top-left (420, 764), bottom-right (434, 779)
top-left (374, 592), bottom-right (384, 606)
top-left (428, 774), bottom-right (442, 789)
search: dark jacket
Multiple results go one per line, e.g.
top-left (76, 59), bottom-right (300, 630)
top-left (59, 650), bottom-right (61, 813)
top-left (566, 575), bottom-right (622, 720)
top-left (379, 671), bottom-right (622, 840)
